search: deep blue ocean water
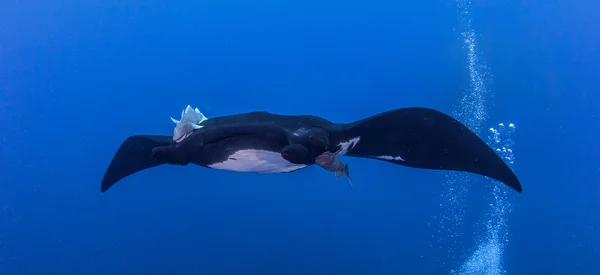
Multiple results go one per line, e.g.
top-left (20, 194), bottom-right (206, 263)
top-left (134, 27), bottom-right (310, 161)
top-left (1, 0), bottom-right (599, 274)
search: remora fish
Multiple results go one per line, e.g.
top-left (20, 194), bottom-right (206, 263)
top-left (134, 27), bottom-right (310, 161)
top-left (170, 105), bottom-right (208, 143)
top-left (315, 148), bottom-right (353, 186)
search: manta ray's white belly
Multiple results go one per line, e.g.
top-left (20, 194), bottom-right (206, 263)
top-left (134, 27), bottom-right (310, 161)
top-left (208, 149), bottom-right (307, 173)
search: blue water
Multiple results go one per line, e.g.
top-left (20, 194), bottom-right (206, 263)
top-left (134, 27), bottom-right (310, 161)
top-left (1, 0), bottom-right (599, 274)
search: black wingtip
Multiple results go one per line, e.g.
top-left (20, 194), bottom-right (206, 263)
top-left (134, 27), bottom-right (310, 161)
top-left (485, 151), bottom-right (522, 193)
top-left (500, 174), bottom-right (522, 193)
top-left (101, 135), bottom-right (173, 193)
top-left (507, 174), bottom-right (522, 193)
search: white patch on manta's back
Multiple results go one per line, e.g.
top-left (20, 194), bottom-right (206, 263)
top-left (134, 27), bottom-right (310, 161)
top-left (374, 155), bottom-right (406, 162)
top-left (208, 149), bottom-right (307, 173)
top-left (337, 137), bottom-right (360, 155)
top-left (292, 128), bottom-right (308, 137)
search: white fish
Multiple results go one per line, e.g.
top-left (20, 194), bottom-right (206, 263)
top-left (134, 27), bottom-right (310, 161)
top-left (170, 105), bottom-right (208, 143)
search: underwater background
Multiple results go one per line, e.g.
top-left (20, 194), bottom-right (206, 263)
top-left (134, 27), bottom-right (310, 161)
top-left (1, 0), bottom-right (599, 274)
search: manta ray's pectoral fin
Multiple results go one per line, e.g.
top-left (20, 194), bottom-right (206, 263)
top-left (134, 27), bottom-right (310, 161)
top-left (101, 135), bottom-right (173, 193)
top-left (329, 107), bottom-right (522, 192)
top-left (152, 145), bottom-right (190, 166)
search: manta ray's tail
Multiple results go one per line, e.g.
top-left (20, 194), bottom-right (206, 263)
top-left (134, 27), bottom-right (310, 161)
top-left (101, 135), bottom-right (173, 192)
top-left (329, 107), bottom-right (522, 192)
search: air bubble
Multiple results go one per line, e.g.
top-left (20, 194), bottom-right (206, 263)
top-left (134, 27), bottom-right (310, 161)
top-left (456, 124), bottom-right (516, 275)
top-left (433, 0), bottom-right (517, 272)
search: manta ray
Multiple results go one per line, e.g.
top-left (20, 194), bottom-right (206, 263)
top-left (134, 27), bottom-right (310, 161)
top-left (100, 106), bottom-right (522, 193)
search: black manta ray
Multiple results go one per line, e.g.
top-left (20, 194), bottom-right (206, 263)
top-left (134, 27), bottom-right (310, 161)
top-left (100, 107), bottom-right (522, 193)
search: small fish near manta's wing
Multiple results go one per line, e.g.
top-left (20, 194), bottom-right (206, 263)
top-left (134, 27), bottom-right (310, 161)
top-left (171, 105), bottom-right (209, 143)
top-left (326, 107), bottom-right (522, 192)
top-left (336, 163), bottom-right (353, 186)
top-left (315, 150), bottom-right (353, 186)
